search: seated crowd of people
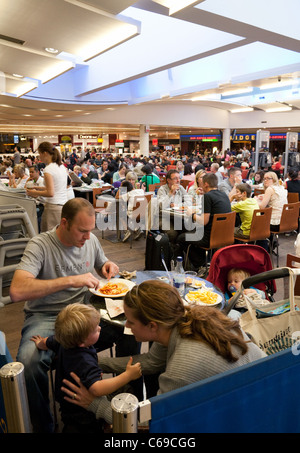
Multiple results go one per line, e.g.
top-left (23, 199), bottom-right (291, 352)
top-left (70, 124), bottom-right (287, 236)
top-left (149, 151), bottom-right (300, 275)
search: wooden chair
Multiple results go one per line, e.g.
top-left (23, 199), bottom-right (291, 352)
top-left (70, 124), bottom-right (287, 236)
top-left (167, 165), bottom-right (176, 171)
top-left (148, 182), bottom-right (162, 193)
top-left (286, 254), bottom-right (300, 296)
top-left (128, 194), bottom-right (152, 249)
top-left (241, 169), bottom-right (249, 179)
top-left (271, 202), bottom-right (300, 267)
top-left (180, 179), bottom-right (190, 189)
top-left (92, 186), bottom-right (112, 210)
top-left (288, 192), bottom-right (299, 203)
top-left (234, 207), bottom-right (272, 246)
top-left (253, 188), bottom-right (265, 197)
top-left (186, 211), bottom-right (236, 275)
top-left (92, 187), bottom-right (113, 239)
top-left (287, 193), bottom-right (300, 233)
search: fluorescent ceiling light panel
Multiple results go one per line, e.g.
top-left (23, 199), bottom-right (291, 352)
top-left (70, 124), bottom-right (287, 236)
top-left (222, 87), bottom-right (252, 96)
top-left (260, 79), bottom-right (299, 90)
top-left (40, 61), bottom-right (75, 84)
top-left (265, 106), bottom-right (292, 112)
top-left (80, 23), bottom-right (138, 61)
top-left (15, 81), bottom-right (39, 97)
top-left (230, 107), bottom-right (254, 113)
top-left (191, 94), bottom-right (221, 101)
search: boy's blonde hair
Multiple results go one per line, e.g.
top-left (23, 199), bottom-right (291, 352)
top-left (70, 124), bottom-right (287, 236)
top-left (55, 303), bottom-right (100, 349)
top-left (227, 268), bottom-right (250, 281)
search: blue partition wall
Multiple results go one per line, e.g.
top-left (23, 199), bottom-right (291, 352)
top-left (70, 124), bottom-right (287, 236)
top-left (149, 348), bottom-right (300, 433)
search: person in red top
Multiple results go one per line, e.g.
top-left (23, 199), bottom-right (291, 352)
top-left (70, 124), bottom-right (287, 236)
top-left (271, 156), bottom-right (283, 174)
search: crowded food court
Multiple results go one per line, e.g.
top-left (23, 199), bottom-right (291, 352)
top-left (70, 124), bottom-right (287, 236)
top-left (1, 0), bottom-right (300, 436)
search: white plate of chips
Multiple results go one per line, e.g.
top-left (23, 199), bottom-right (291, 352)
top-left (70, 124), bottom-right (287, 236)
top-left (185, 288), bottom-right (222, 306)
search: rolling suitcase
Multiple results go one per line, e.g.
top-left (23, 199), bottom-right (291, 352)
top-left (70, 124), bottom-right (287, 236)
top-left (145, 230), bottom-right (171, 270)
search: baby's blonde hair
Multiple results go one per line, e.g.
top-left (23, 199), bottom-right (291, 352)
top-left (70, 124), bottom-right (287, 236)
top-left (227, 268), bottom-right (250, 281)
top-left (55, 303), bottom-right (100, 349)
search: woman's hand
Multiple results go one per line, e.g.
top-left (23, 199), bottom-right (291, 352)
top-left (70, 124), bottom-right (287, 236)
top-left (61, 372), bottom-right (94, 409)
top-left (26, 188), bottom-right (38, 198)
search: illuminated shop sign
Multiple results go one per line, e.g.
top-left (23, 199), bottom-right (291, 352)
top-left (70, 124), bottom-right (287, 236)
top-left (232, 134), bottom-right (256, 141)
top-left (78, 134), bottom-right (100, 139)
top-left (180, 135), bottom-right (221, 141)
top-left (181, 133), bottom-right (300, 142)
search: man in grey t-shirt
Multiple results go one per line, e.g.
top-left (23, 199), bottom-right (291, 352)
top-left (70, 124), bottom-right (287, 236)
top-left (10, 198), bottom-right (120, 432)
top-left (13, 145), bottom-right (21, 165)
top-left (218, 167), bottom-right (242, 198)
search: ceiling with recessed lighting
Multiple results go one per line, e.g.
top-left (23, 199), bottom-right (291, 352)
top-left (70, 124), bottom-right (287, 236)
top-left (0, 0), bottom-right (299, 139)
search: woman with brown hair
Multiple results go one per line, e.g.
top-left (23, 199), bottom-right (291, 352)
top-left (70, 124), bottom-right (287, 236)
top-left (61, 280), bottom-right (265, 423)
top-left (26, 141), bottom-right (69, 232)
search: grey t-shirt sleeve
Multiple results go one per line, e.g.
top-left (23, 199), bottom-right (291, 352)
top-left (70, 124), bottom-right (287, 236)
top-left (16, 234), bottom-right (48, 277)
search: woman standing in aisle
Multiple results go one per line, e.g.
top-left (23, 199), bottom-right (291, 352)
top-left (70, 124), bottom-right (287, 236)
top-left (26, 141), bottom-right (68, 232)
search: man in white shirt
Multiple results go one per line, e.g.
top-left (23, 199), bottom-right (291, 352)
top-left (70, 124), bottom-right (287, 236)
top-left (210, 162), bottom-right (223, 185)
top-left (157, 169), bottom-right (188, 243)
top-left (25, 165), bottom-right (44, 188)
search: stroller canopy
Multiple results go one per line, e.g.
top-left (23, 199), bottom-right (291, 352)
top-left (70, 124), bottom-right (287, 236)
top-left (206, 244), bottom-right (276, 296)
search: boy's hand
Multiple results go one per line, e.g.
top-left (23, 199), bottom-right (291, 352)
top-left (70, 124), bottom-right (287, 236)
top-left (125, 356), bottom-right (142, 381)
top-left (30, 335), bottom-right (48, 350)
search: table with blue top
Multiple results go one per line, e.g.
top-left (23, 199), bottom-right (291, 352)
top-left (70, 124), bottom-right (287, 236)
top-left (89, 270), bottom-right (224, 327)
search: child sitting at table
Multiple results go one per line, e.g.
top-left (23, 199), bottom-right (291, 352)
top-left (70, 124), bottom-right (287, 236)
top-left (225, 268), bottom-right (270, 312)
top-left (31, 303), bottom-right (142, 432)
top-left (230, 183), bottom-right (259, 238)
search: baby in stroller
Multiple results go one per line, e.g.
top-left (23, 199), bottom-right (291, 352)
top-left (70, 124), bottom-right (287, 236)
top-left (226, 267), bottom-right (271, 313)
top-left (206, 244), bottom-right (276, 317)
